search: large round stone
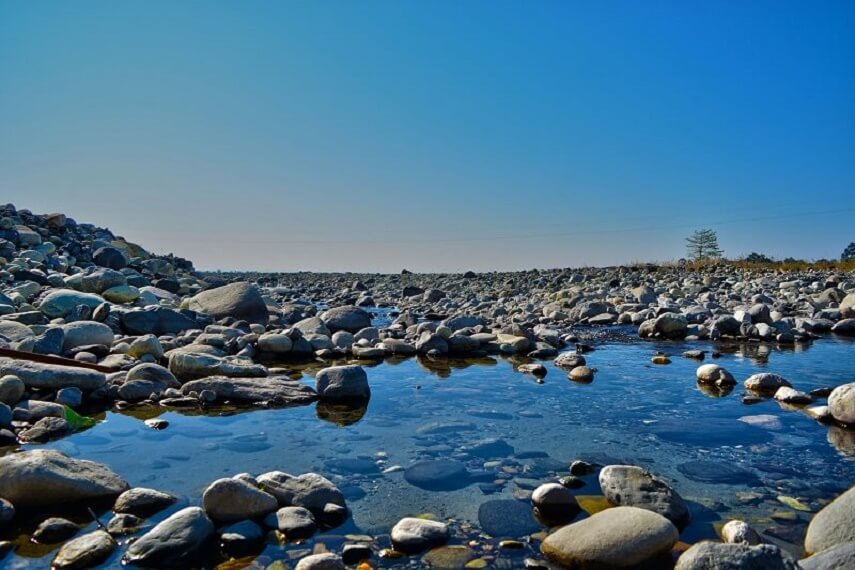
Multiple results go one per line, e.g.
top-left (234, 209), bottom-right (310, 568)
top-left (541, 506), bottom-right (678, 568)
top-left (828, 382), bottom-right (855, 425)
top-left (185, 282), bottom-right (269, 324)
top-left (320, 306), bottom-right (372, 333)
top-left (123, 506), bottom-right (215, 567)
top-left (804, 484), bottom-right (855, 554)
top-left (315, 365), bottom-right (370, 401)
top-left (202, 478), bottom-right (278, 522)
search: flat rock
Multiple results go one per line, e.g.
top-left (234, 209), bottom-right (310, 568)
top-left (0, 450), bottom-right (128, 507)
top-left (0, 359), bottom-right (105, 391)
top-left (675, 542), bottom-right (797, 569)
top-left (181, 375), bottom-right (316, 404)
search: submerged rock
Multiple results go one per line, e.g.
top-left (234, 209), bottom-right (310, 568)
top-left (404, 460), bottom-right (470, 491)
top-left (478, 499), bottom-right (542, 538)
top-left (598, 465), bottom-right (689, 527)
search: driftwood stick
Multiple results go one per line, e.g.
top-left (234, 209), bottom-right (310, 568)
top-left (0, 347), bottom-right (117, 373)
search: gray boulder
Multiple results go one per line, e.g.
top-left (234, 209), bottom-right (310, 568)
top-left (180, 376), bottom-right (317, 405)
top-left (0, 374), bottom-right (25, 405)
top-left (675, 542), bottom-right (797, 569)
top-left (120, 307), bottom-right (198, 336)
top-left (599, 465), bottom-right (689, 527)
top-left (39, 290), bottom-right (105, 318)
top-left (0, 450), bottom-right (128, 506)
top-left (264, 506), bottom-right (317, 538)
top-left (320, 306), bottom-right (372, 333)
top-left (804, 484), bottom-right (855, 554)
top-left (168, 352), bottom-right (266, 382)
top-left (53, 530), bottom-right (115, 570)
top-left (60, 321), bottom-right (114, 351)
top-left (315, 365), bottom-right (370, 401)
top-left (828, 382), bottom-right (855, 425)
top-left (391, 517), bottom-right (449, 553)
top-left (123, 506), bottom-right (215, 567)
top-left (744, 373), bottom-right (792, 395)
top-left (185, 282), bottom-right (269, 324)
top-left (0, 359), bottom-right (105, 391)
top-left (800, 542), bottom-right (855, 570)
top-left (202, 477), bottom-right (278, 522)
top-left (113, 487), bottom-right (177, 516)
top-left (257, 471), bottom-right (345, 514)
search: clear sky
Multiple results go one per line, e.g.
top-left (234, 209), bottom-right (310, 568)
top-left (1, 1), bottom-right (853, 272)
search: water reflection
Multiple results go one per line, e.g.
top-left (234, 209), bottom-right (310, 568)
top-left (3, 336), bottom-right (855, 568)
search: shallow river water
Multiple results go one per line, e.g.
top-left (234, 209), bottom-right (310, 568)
top-left (4, 334), bottom-right (855, 569)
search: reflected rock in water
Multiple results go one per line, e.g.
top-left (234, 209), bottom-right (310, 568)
top-left (416, 356), bottom-right (497, 378)
top-left (316, 401), bottom-right (368, 426)
top-left (828, 426), bottom-right (855, 456)
top-left (696, 381), bottom-right (734, 398)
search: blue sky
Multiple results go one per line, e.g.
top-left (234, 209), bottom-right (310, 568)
top-left (1, 1), bottom-right (853, 272)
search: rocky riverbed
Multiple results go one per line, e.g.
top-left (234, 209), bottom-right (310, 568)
top-left (1, 203), bottom-right (854, 569)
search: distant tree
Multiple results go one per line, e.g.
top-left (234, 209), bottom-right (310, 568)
top-left (686, 229), bottom-right (723, 261)
top-left (744, 252), bottom-right (774, 264)
top-left (842, 242), bottom-right (855, 261)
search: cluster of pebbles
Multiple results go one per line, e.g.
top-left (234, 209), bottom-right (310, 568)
top-left (1, 203), bottom-right (855, 568)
